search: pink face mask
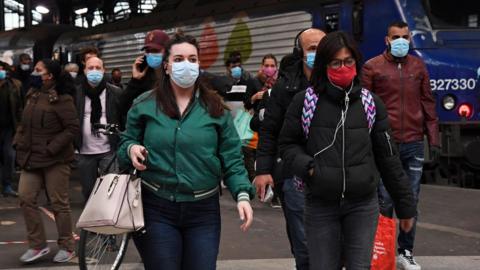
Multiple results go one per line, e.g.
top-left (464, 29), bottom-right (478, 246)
top-left (263, 67), bottom-right (277, 77)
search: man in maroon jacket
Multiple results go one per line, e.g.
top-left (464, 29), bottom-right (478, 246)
top-left (362, 21), bottom-right (440, 270)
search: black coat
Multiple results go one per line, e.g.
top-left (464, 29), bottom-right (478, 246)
top-left (278, 80), bottom-right (415, 219)
top-left (255, 60), bottom-right (308, 180)
top-left (74, 81), bottom-right (122, 151)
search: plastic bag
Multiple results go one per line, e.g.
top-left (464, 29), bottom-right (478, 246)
top-left (371, 214), bottom-right (396, 270)
top-left (233, 109), bottom-right (255, 146)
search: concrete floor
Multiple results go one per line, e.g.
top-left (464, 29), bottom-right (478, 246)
top-left (1, 181), bottom-right (479, 269)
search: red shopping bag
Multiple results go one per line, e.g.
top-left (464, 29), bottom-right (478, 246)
top-left (371, 214), bottom-right (396, 270)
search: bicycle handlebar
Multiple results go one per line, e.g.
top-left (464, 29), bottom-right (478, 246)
top-left (93, 123), bottom-right (121, 136)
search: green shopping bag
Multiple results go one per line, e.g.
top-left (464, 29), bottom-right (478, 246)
top-left (233, 109), bottom-right (254, 146)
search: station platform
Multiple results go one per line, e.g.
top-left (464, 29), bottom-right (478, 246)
top-left (1, 180), bottom-right (479, 269)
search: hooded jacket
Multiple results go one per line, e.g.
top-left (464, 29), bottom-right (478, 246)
top-left (14, 85), bottom-right (79, 170)
top-left (279, 80), bottom-right (415, 218)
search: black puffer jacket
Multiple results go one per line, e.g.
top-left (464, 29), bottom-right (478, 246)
top-left (278, 80), bottom-right (415, 219)
top-left (255, 60), bottom-right (308, 180)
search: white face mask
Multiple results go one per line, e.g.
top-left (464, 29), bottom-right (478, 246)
top-left (69, 72), bottom-right (78, 79)
top-left (20, 64), bottom-right (31, 71)
top-left (170, 61), bottom-right (200, 88)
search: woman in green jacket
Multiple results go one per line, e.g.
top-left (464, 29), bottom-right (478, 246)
top-left (117, 33), bottom-right (255, 270)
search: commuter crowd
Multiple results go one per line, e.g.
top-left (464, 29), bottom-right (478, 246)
top-left (0, 20), bottom-right (438, 270)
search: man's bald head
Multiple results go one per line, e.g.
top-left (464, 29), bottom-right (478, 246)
top-left (299, 28), bottom-right (326, 58)
top-left (85, 57), bottom-right (104, 72)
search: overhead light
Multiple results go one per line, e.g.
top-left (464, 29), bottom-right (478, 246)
top-left (35, 5), bottom-right (49, 14)
top-left (75, 8), bottom-right (88, 15)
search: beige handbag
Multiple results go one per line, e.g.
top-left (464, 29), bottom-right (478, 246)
top-left (76, 172), bottom-right (144, 234)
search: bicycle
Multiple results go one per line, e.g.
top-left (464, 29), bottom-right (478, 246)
top-left (77, 123), bottom-right (132, 270)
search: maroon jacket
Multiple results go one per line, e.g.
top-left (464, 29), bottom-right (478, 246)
top-left (361, 52), bottom-right (439, 146)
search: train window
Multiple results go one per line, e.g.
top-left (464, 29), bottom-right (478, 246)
top-left (424, 0), bottom-right (480, 29)
top-left (325, 13), bottom-right (339, 32)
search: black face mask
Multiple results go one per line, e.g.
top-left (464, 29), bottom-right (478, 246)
top-left (112, 77), bottom-right (122, 84)
top-left (30, 74), bottom-right (43, 89)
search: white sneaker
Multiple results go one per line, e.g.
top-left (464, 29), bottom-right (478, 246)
top-left (19, 247), bottom-right (50, 263)
top-left (397, 250), bottom-right (421, 270)
top-left (53, 249), bottom-right (75, 263)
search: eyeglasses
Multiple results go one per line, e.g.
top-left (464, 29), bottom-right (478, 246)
top-left (328, 57), bottom-right (356, 69)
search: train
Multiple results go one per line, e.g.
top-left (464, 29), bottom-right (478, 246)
top-left (0, 0), bottom-right (479, 188)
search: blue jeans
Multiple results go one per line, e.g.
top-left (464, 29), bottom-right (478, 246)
top-left (133, 189), bottom-right (221, 270)
top-left (0, 127), bottom-right (15, 189)
top-left (378, 141), bottom-right (424, 252)
top-left (283, 178), bottom-right (309, 270)
top-left (305, 195), bottom-right (379, 270)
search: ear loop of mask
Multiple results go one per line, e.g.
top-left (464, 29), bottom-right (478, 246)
top-left (313, 83), bottom-right (353, 158)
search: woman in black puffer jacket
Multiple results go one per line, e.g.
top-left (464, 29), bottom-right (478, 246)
top-left (278, 31), bottom-right (416, 270)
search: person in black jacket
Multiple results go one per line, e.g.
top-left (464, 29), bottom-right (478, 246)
top-left (278, 31), bottom-right (416, 270)
top-left (117, 29), bottom-right (170, 128)
top-left (74, 57), bottom-right (122, 201)
top-left (254, 28), bottom-right (325, 270)
top-left (12, 53), bottom-right (32, 102)
top-left (210, 51), bottom-right (259, 101)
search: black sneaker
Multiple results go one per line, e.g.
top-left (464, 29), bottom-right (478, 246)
top-left (3, 186), bottom-right (18, 197)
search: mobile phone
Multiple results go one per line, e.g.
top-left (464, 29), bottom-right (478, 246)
top-left (138, 55), bottom-right (148, 71)
top-left (140, 148), bottom-right (148, 165)
top-left (263, 185), bottom-right (274, 203)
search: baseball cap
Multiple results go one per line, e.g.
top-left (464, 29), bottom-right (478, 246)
top-left (142, 30), bottom-right (170, 51)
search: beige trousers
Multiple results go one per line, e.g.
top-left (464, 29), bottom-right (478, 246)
top-left (18, 163), bottom-right (75, 251)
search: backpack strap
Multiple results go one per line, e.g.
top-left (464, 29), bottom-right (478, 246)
top-left (360, 88), bottom-right (376, 133)
top-left (301, 87), bottom-right (318, 138)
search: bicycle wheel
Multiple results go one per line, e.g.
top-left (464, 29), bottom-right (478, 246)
top-left (78, 229), bottom-right (130, 270)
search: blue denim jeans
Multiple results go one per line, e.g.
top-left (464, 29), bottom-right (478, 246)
top-left (378, 141), bottom-right (424, 252)
top-left (133, 189), bottom-right (221, 270)
top-left (283, 178), bottom-right (309, 270)
top-left (0, 127), bottom-right (15, 189)
top-left (305, 195), bottom-right (379, 270)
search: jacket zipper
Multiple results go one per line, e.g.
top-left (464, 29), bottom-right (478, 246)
top-left (398, 63), bottom-right (404, 142)
top-left (341, 109), bottom-right (346, 199)
top-left (40, 112), bottom-right (45, 128)
top-left (173, 99), bottom-right (196, 201)
top-left (385, 131), bottom-right (393, 156)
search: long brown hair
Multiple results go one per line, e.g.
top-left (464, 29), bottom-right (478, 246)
top-left (154, 33), bottom-right (226, 118)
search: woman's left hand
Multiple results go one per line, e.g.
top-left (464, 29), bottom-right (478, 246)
top-left (237, 201), bottom-right (253, 232)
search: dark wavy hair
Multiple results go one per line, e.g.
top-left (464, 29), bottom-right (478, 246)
top-left (310, 31), bottom-right (362, 93)
top-left (154, 33), bottom-right (226, 118)
top-left (40, 59), bottom-right (76, 96)
top-left (262, 53), bottom-right (277, 66)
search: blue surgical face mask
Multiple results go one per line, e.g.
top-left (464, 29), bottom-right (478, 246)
top-left (231, 66), bottom-right (242, 79)
top-left (146, 53), bottom-right (163, 69)
top-left (390, 38), bottom-right (410, 58)
top-left (0, 70), bottom-right (6, 80)
top-left (306, 52), bottom-right (316, 69)
top-left (171, 61), bottom-right (199, 88)
top-left (86, 70), bottom-right (104, 86)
